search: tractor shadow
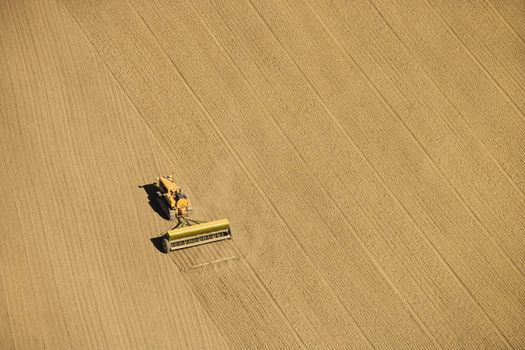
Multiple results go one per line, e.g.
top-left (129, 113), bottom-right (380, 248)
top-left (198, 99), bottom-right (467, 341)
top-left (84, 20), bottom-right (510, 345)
top-left (139, 183), bottom-right (171, 254)
top-left (139, 183), bottom-right (169, 220)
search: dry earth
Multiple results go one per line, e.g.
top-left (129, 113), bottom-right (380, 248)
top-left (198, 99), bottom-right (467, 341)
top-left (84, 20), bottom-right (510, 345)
top-left (1, 0), bottom-right (524, 349)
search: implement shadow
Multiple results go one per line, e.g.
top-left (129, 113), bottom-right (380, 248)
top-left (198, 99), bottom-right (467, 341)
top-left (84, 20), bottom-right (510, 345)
top-left (150, 236), bottom-right (166, 254)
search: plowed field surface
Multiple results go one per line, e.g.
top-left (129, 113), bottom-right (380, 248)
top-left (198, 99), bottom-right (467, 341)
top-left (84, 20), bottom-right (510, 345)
top-left (1, 0), bottom-right (524, 349)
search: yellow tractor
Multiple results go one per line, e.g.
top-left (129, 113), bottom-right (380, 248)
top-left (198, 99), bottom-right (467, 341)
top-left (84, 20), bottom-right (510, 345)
top-left (155, 174), bottom-right (192, 220)
top-left (153, 175), bottom-right (231, 253)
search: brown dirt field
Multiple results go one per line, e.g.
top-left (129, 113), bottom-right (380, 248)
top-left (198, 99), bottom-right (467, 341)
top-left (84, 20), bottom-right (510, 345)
top-left (1, 0), bottom-right (524, 349)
